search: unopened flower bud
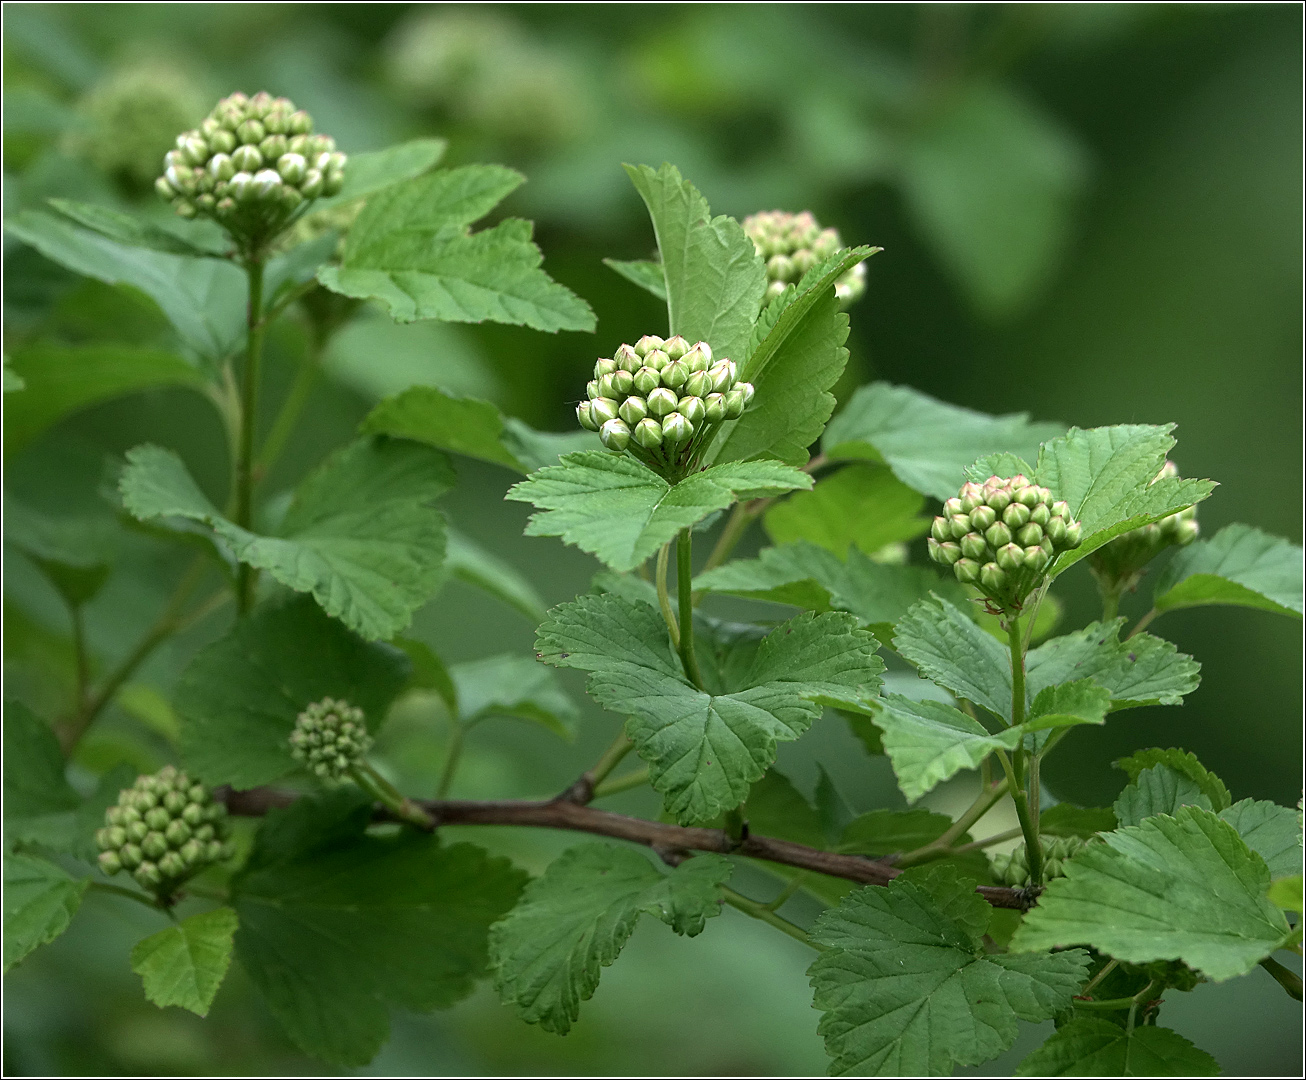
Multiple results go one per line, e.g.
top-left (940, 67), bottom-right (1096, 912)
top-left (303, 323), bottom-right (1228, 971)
top-left (619, 397), bottom-right (648, 425)
top-left (961, 533), bottom-right (987, 560)
top-left (322, 170), bottom-right (345, 197)
top-left (1062, 522), bottom-right (1082, 548)
top-left (597, 373), bottom-right (618, 399)
top-left (683, 370), bottom-right (711, 398)
top-left (980, 563), bottom-right (1007, 592)
top-left (996, 543), bottom-right (1024, 572)
top-left (634, 335), bottom-right (664, 357)
top-left (931, 516), bottom-right (951, 543)
top-left (969, 505), bottom-right (997, 531)
top-left (662, 412), bottom-right (693, 445)
top-left (633, 367), bottom-right (660, 395)
top-left (633, 417), bottom-right (663, 449)
top-left (237, 118), bottom-right (266, 145)
top-left (1016, 522), bottom-right (1044, 547)
top-left (277, 152), bottom-right (307, 185)
top-left (660, 362), bottom-right (688, 390)
top-left (600, 419), bottom-right (631, 450)
top-left (586, 380), bottom-right (600, 400)
top-left (614, 343), bottom-right (640, 371)
top-left (647, 387), bottom-right (679, 417)
top-left (678, 396), bottom-right (706, 425)
top-left (98, 851), bottom-right (122, 875)
top-left (1024, 546), bottom-right (1050, 572)
top-left (767, 254), bottom-right (794, 281)
top-left (704, 394), bottom-right (728, 423)
top-left (954, 559), bottom-right (981, 584)
top-left (736, 382), bottom-right (755, 406)
top-left (1172, 519), bottom-right (1199, 545)
top-left (590, 398), bottom-right (620, 425)
top-left (986, 522), bottom-right (1012, 548)
top-left (663, 335), bottom-right (689, 360)
top-left (723, 389), bottom-right (746, 419)
top-left (300, 168), bottom-right (324, 198)
top-left (936, 541), bottom-right (963, 565)
top-left (1003, 502), bottom-right (1030, 529)
top-left (610, 370), bottom-right (634, 397)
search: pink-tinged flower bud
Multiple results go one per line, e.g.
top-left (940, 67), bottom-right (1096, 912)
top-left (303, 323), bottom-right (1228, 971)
top-left (1017, 522), bottom-right (1044, 547)
top-left (936, 541), bottom-right (962, 565)
top-left (661, 361), bottom-right (688, 390)
top-left (633, 367), bottom-right (660, 395)
top-left (590, 398), bottom-right (620, 425)
top-left (931, 516), bottom-right (950, 543)
top-left (960, 533), bottom-right (987, 561)
top-left (586, 379), bottom-right (600, 400)
top-left (661, 411), bottom-right (693, 445)
top-left (237, 118), bottom-right (266, 145)
top-left (261, 133), bottom-right (289, 161)
top-left (1024, 545), bottom-right (1050, 572)
top-left (704, 394), bottom-right (728, 423)
top-left (594, 357), bottom-right (618, 378)
top-left (599, 418), bottom-right (631, 451)
top-left (943, 497), bottom-right (963, 517)
top-left (723, 389), bottom-right (746, 419)
top-left (647, 388), bottom-right (679, 417)
top-left (985, 522), bottom-right (1012, 548)
top-left (954, 558), bottom-right (981, 584)
top-left (231, 144), bottom-right (262, 171)
top-left (1062, 522), bottom-right (1083, 548)
top-left (619, 396), bottom-right (648, 426)
top-left (693, 341), bottom-right (713, 364)
top-left (996, 543), bottom-right (1024, 572)
top-left (980, 562), bottom-right (1007, 593)
top-left (948, 514), bottom-right (971, 540)
top-left (1050, 500), bottom-right (1070, 520)
top-left (610, 370), bottom-right (635, 397)
top-left (1003, 502), bottom-right (1031, 529)
top-left (736, 381), bottom-right (754, 406)
top-left (633, 417), bottom-right (663, 449)
top-left (969, 505), bottom-right (996, 531)
top-left (634, 335), bottom-right (665, 357)
top-left (683, 370), bottom-right (711, 399)
top-left (614, 343), bottom-right (641, 371)
top-left (577, 402), bottom-right (598, 431)
top-left (663, 335), bottom-right (689, 360)
top-left (645, 349), bottom-right (670, 372)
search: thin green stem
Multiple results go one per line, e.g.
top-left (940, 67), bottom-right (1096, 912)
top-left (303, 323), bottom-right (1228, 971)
top-left (1100, 588), bottom-right (1120, 622)
top-left (1006, 615), bottom-right (1042, 886)
top-left (995, 748), bottom-right (1042, 886)
top-left (352, 762), bottom-right (434, 829)
top-left (591, 766), bottom-right (649, 800)
top-left (88, 880), bottom-right (164, 911)
top-left (722, 886), bottom-right (825, 950)
top-left (656, 542), bottom-right (679, 649)
top-left (1079, 958), bottom-right (1119, 999)
top-left (896, 777), bottom-right (1009, 866)
top-left (947, 826), bottom-right (1025, 856)
top-left (561, 730), bottom-right (637, 804)
top-left (1260, 956), bottom-right (1304, 1001)
top-left (1006, 617), bottom-right (1027, 729)
top-left (1127, 608), bottom-right (1159, 639)
top-left (677, 528), bottom-right (703, 687)
top-left (70, 604), bottom-right (90, 712)
top-left (763, 876), bottom-right (806, 912)
top-left (235, 255), bottom-right (267, 615)
top-left (436, 723), bottom-right (466, 799)
top-left (723, 806), bottom-right (746, 846)
top-left (703, 502), bottom-right (753, 575)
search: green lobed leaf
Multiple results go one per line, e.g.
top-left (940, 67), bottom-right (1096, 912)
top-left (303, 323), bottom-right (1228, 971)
top-left (130, 907), bottom-right (238, 1017)
top-left (603, 257), bottom-right (667, 301)
top-left (507, 451), bottom-right (810, 572)
top-left (1024, 679), bottom-right (1111, 733)
top-left (1017, 1017), bottom-right (1220, 1076)
top-left (1217, 799), bottom-right (1303, 880)
top-left (120, 436), bottom-right (452, 640)
top-left (233, 790), bottom-right (526, 1066)
top-left (3, 343), bottom-right (206, 456)
top-left (311, 137), bottom-right (447, 213)
top-left (444, 527), bottom-right (548, 624)
top-left (1267, 875), bottom-right (1302, 915)
top-left (1033, 424), bottom-right (1216, 576)
top-left (1153, 523), bottom-right (1304, 618)
top-left (838, 808), bottom-right (957, 856)
top-left (3, 700), bottom-right (80, 822)
top-left (822, 382), bottom-right (1063, 500)
top-left (746, 770), bottom-right (828, 850)
top-left (536, 596), bottom-right (883, 823)
top-left (490, 843), bottom-right (730, 1035)
top-left (623, 162), bottom-right (764, 366)
top-left (392, 638), bottom-right (458, 715)
top-left (3, 852), bottom-right (88, 971)
top-left (893, 594), bottom-right (1012, 719)
top-left (763, 463), bottom-right (930, 556)
top-left (1027, 621), bottom-right (1201, 712)
top-left (712, 249), bottom-right (873, 466)
top-left (1113, 765), bottom-right (1213, 828)
top-left (4, 495), bottom-right (119, 606)
top-left (450, 655), bottom-right (578, 738)
top-left (871, 694), bottom-right (1022, 802)
top-left (1040, 803), bottom-right (1117, 838)
top-left (175, 594), bottom-right (411, 788)
top-left (1114, 748), bottom-right (1231, 811)
top-left (809, 867), bottom-right (1090, 1076)
top-left (1010, 805), bottom-right (1291, 981)
top-left (360, 385), bottom-right (526, 472)
top-left (318, 164), bottom-right (594, 332)
top-left (45, 198), bottom-right (226, 257)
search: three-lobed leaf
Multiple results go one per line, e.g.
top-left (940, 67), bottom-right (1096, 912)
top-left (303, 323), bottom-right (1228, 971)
top-left (1114, 748), bottom-right (1231, 811)
top-left (1153, 523), bottom-right (1304, 618)
top-left (1113, 764), bottom-right (1213, 828)
top-left (130, 907), bottom-right (238, 1017)
top-left (490, 843), bottom-right (730, 1034)
top-left (1024, 679), bottom-right (1111, 733)
top-left (1017, 1017), bottom-right (1220, 1077)
top-left (3, 852), bottom-right (88, 971)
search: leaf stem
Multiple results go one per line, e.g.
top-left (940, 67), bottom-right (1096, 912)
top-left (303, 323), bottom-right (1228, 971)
top-left (995, 748), bottom-right (1042, 886)
top-left (656, 542), bottom-right (679, 649)
top-left (591, 765), bottom-right (650, 799)
top-left (1127, 608), bottom-right (1159, 639)
top-left (1100, 588), bottom-right (1120, 623)
top-left (559, 730), bottom-right (636, 804)
top-left (1260, 956), bottom-right (1304, 1001)
top-left (762, 875), bottom-right (806, 912)
top-left (1006, 615), bottom-right (1042, 886)
top-left (721, 885), bottom-right (825, 950)
top-left (677, 528), bottom-right (704, 687)
top-left (897, 777), bottom-right (1009, 866)
top-left (947, 826), bottom-right (1025, 855)
top-left (436, 722), bottom-right (466, 799)
top-left (1078, 958), bottom-right (1119, 998)
top-left (235, 255), bottom-right (267, 615)
top-left (351, 762), bottom-right (435, 829)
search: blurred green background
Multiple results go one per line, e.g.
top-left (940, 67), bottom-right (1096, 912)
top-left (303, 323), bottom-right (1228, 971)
top-left (3, 2), bottom-right (1301, 1075)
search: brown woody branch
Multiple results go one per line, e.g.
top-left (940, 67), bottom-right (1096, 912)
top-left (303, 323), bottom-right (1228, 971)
top-left (218, 787), bottom-right (1033, 911)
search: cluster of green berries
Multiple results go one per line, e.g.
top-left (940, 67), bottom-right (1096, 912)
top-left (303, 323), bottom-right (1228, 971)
top-left (928, 475), bottom-right (1083, 612)
top-left (1090, 461), bottom-right (1199, 593)
top-left (991, 835), bottom-right (1090, 887)
top-left (289, 697), bottom-right (372, 781)
top-left (577, 335), bottom-right (754, 469)
top-left (742, 210), bottom-right (866, 307)
top-left (96, 767), bottom-right (233, 895)
top-left (156, 91), bottom-right (345, 243)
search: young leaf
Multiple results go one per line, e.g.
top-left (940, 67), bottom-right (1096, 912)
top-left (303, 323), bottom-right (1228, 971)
top-left (1038, 802), bottom-right (1117, 838)
top-left (603, 257), bottom-right (667, 301)
top-left (120, 436), bottom-right (452, 640)
top-left (1027, 621), bottom-right (1201, 712)
top-left (233, 791), bottom-right (526, 1067)
top-left (360, 385), bottom-right (527, 472)
top-left (1114, 748), bottom-right (1231, 811)
top-left (175, 594), bottom-right (411, 788)
top-left (311, 136), bottom-right (447, 213)
top-left (536, 596), bottom-right (883, 823)
top-left (130, 907), bottom-right (238, 1017)
top-left (871, 694), bottom-right (1022, 802)
top-left (1010, 805), bottom-right (1291, 981)
top-left (762, 463), bottom-right (930, 556)
top-left (3, 853), bottom-right (88, 971)
top-left (893, 594), bottom-right (1013, 719)
top-left (1034, 424), bottom-right (1216, 575)
top-left (1113, 764), bottom-right (1214, 828)
top-left (623, 162), bottom-right (764, 365)
top-left (1267, 875), bottom-right (1303, 915)
top-left (490, 844), bottom-right (730, 1035)
top-left (318, 165), bottom-right (594, 332)
top-left (4, 343), bottom-right (206, 456)
top-left (1017, 1017), bottom-right (1220, 1077)
top-left (712, 251), bottom-right (872, 466)
top-left (45, 198), bottom-right (226, 257)
top-left (1153, 523), bottom-right (1304, 618)
top-left (1023, 679), bottom-right (1111, 733)
top-left (450, 655), bottom-right (578, 738)
top-left (1217, 799), bottom-right (1303, 880)
top-left (822, 382), bottom-right (1063, 500)
top-left (5, 210), bottom-right (246, 366)
top-left (507, 452), bottom-right (810, 572)
top-left (445, 527), bottom-right (548, 624)
top-left (808, 868), bottom-right (1090, 1075)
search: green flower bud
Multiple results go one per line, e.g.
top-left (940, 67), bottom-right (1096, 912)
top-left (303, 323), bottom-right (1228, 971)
top-left (195, 824), bottom-right (215, 843)
top-left (126, 821), bottom-right (148, 843)
top-left (792, 248), bottom-right (818, 276)
top-left (969, 505), bottom-right (997, 531)
top-left (1029, 503), bottom-right (1051, 527)
top-left (678, 396), bottom-right (706, 425)
top-left (647, 387), bottom-right (679, 417)
top-left (610, 369), bottom-right (634, 397)
top-left (144, 806), bottom-right (170, 830)
top-left (661, 411), bottom-right (693, 445)
top-left (936, 541), bottom-right (962, 565)
top-left (1172, 519), bottom-right (1199, 546)
top-left (209, 153), bottom-right (236, 181)
top-left (1050, 501), bottom-right (1070, 520)
top-left (931, 516), bottom-right (951, 543)
top-left (980, 563), bottom-right (1007, 593)
top-left (300, 169), bottom-right (324, 198)
top-left (681, 346), bottom-right (710, 374)
top-left (577, 402), bottom-right (599, 431)
top-left (1003, 502), bottom-right (1030, 529)
top-left (996, 543), bottom-right (1024, 572)
top-left (251, 169), bottom-right (282, 199)
top-left (645, 349), bottom-right (671, 372)
top-left (180, 839), bottom-right (204, 865)
top-left (231, 144), bottom-right (263, 173)
top-left (134, 862), bottom-right (163, 889)
top-left (663, 335), bottom-right (690, 360)
top-left (228, 171), bottom-right (254, 203)
top-left (594, 357), bottom-right (618, 378)
top-left (633, 417), bottom-right (663, 449)
top-left (960, 533), bottom-right (987, 561)
top-left (1024, 545), bottom-right (1051, 572)
top-left (704, 394), bottom-right (728, 423)
top-left (159, 851), bottom-right (187, 879)
top-left (288, 109), bottom-right (313, 135)
top-left (1016, 522), bottom-right (1044, 547)
top-left (237, 118), bottom-right (266, 144)
top-left (723, 389), bottom-right (746, 419)
top-left (736, 382), bottom-right (755, 406)
top-left (987, 488), bottom-right (1011, 513)
top-left (600, 418), bottom-right (631, 450)
top-left (590, 397), bottom-right (619, 425)
top-left (767, 254), bottom-right (794, 281)
top-left (683, 370), bottom-right (712, 398)
top-left (985, 522), bottom-right (1012, 549)
top-left (278, 152), bottom-right (307, 185)
top-left (692, 341), bottom-right (713, 364)
top-left (954, 558), bottom-right (981, 584)
top-left (260, 133), bottom-right (289, 161)
top-left (165, 819), bottom-right (191, 846)
top-left (634, 335), bottom-right (664, 357)
top-left (619, 396), bottom-right (648, 425)
top-left (98, 851), bottom-right (123, 876)
top-left (707, 362), bottom-right (735, 393)
top-left (120, 843), bottom-right (143, 869)
top-left (142, 832), bottom-right (168, 859)
top-left (154, 176), bottom-right (175, 199)
top-left (945, 514), bottom-right (970, 540)
top-left (661, 361), bottom-right (688, 390)
top-left (614, 343), bottom-right (641, 371)
top-left (323, 170), bottom-right (345, 197)
top-left (597, 373), bottom-right (617, 399)
top-left (1062, 522), bottom-right (1082, 548)
top-left (633, 367), bottom-right (660, 395)
top-left (586, 380), bottom-right (600, 399)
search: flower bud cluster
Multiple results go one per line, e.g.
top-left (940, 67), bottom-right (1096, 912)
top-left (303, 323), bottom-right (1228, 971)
top-left (96, 766), bottom-right (233, 895)
top-left (576, 335), bottom-right (754, 473)
top-left (928, 474), bottom-right (1083, 613)
top-left (289, 697), bottom-right (372, 780)
top-left (1089, 461), bottom-right (1199, 593)
top-left (992, 836), bottom-right (1089, 887)
top-left (155, 91), bottom-right (345, 245)
top-left (742, 210), bottom-right (867, 307)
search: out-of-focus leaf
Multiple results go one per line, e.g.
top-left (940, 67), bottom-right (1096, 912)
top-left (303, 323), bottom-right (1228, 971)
top-left (131, 907), bottom-right (238, 1017)
top-left (311, 137), bottom-right (448, 213)
top-left (444, 527), bottom-right (548, 624)
top-left (3, 852), bottom-right (88, 971)
top-left (450, 655), bottom-right (579, 738)
top-left (1017, 1017), bottom-right (1219, 1077)
top-left (1154, 523), bottom-right (1303, 617)
top-left (763, 464), bottom-right (929, 556)
top-left (46, 199), bottom-right (226, 257)
top-left (603, 257), bottom-right (667, 301)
